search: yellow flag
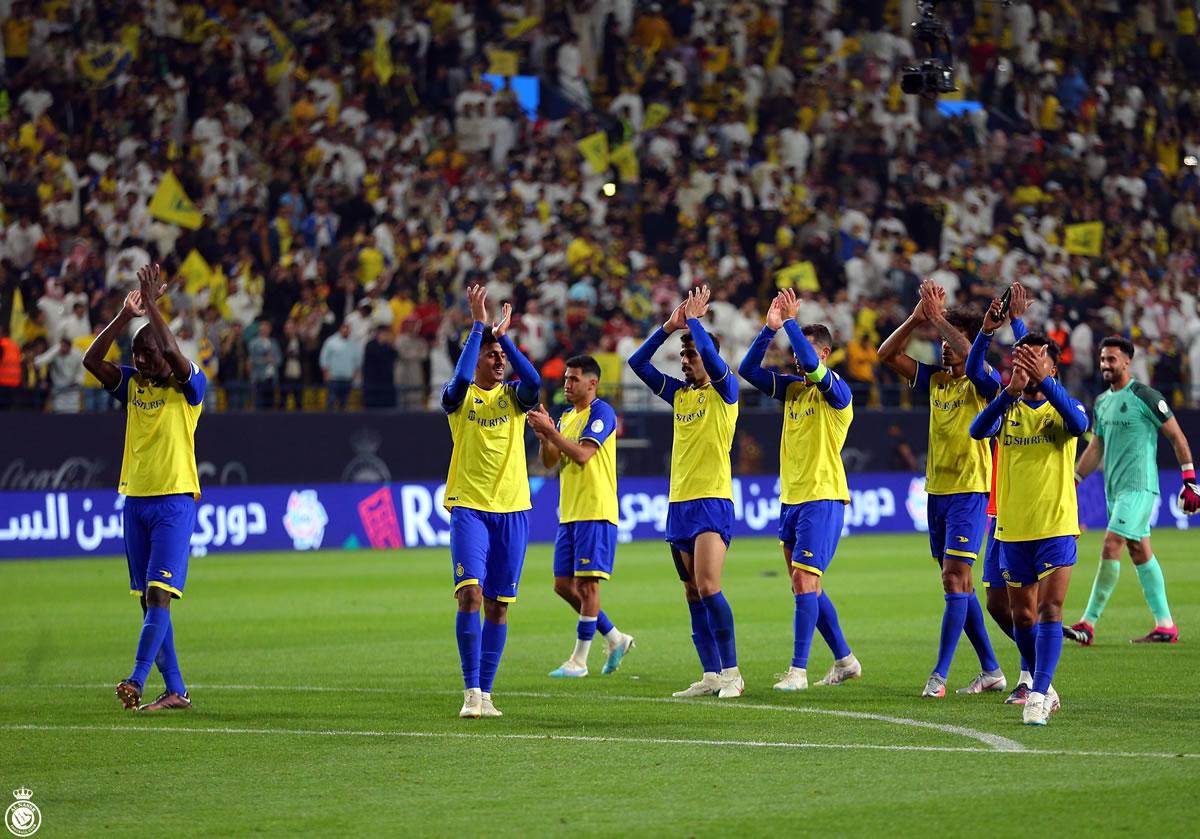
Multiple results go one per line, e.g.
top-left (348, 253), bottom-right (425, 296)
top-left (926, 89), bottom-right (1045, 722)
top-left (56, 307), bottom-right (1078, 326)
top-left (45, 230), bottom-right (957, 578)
top-left (1064, 222), bottom-right (1105, 257)
top-left (373, 27), bottom-right (394, 83)
top-left (149, 171), bottom-right (204, 230)
top-left (610, 142), bottom-right (639, 183)
top-left (504, 16), bottom-right (540, 39)
top-left (178, 250), bottom-right (214, 297)
top-left (593, 351), bottom-right (623, 397)
top-left (576, 131), bottom-right (610, 175)
top-left (774, 261), bottom-right (820, 292)
top-left (643, 102), bottom-right (671, 131)
top-left (703, 46), bottom-right (730, 74)
top-left (258, 14), bottom-right (295, 85)
top-left (766, 31), bottom-right (783, 69)
top-left (77, 43), bottom-right (132, 88)
top-left (486, 49), bottom-right (519, 77)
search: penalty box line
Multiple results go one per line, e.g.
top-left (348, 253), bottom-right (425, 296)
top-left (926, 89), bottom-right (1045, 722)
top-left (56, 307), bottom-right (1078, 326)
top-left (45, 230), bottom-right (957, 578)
top-left (3, 722), bottom-right (1199, 761)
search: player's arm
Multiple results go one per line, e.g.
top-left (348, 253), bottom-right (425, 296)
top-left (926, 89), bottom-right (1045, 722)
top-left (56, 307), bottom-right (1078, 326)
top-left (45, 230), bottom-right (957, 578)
top-left (628, 304), bottom-right (686, 406)
top-left (969, 388), bottom-right (1016, 439)
top-left (1074, 433), bottom-right (1104, 483)
top-left (138, 264), bottom-right (207, 405)
top-left (876, 291), bottom-right (928, 383)
top-left (922, 280), bottom-right (971, 361)
top-left (682, 285), bottom-right (737, 403)
top-left (1035, 376), bottom-right (1088, 436)
top-left (498, 334), bottom-right (541, 411)
top-left (1158, 416), bottom-right (1200, 512)
top-left (442, 285), bottom-right (488, 413)
top-left (737, 294), bottom-right (803, 400)
top-left (84, 291), bottom-right (140, 391)
top-left (776, 290), bottom-right (851, 408)
top-left (967, 298), bottom-right (1006, 398)
top-left (536, 430), bottom-right (562, 469)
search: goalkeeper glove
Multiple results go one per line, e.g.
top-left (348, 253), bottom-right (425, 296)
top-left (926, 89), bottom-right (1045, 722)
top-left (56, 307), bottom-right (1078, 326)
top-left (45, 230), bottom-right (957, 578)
top-left (1179, 466), bottom-right (1200, 515)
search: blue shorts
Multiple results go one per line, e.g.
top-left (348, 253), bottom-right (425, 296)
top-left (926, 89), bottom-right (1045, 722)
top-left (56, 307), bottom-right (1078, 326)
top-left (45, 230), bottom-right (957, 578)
top-left (999, 535), bottom-right (1078, 587)
top-left (124, 494), bottom-right (197, 599)
top-left (927, 492), bottom-right (988, 566)
top-left (451, 507), bottom-right (529, 603)
top-left (553, 521), bottom-right (617, 580)
top-left (665, 498), bottom-right (733, 556)
top-left (982, 517), bottom-right (1005, 588)
top-left (778, 500), bottom-right (845, 575)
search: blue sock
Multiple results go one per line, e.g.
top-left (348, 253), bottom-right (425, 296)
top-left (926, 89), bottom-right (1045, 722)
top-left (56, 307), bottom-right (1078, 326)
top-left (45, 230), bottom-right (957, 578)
top-left (816, 591), bottom-right (852, 660)
top-left (1013, 624), bottom-right (1038, 680)
top-left (1033, 621), bottom-right (1063, 695)
top-left (997, 621), bottom-right (1031, 673)
top-left (479, 620), bottom-right (507, 694)
top-left (962, 593), bottom-right (1000, 672)
top-left (576, 617), bottom-right (597, 641)
top-left (154, 617), bottom-right (186, 696)
top-left (596, 611), bottom-right (614, 636)
top-left (455, 611), bottom-right (481, 690)
top-left (792, 592), bottom-right (819, 668)
top-left (130, 607), bottom-right (171, 687)
top-left (687, 599), bottom-right (721, 673)
top-left (934, 593), bottom-right (970, 678)
top-left (701, 592), bottom-right (737, 669)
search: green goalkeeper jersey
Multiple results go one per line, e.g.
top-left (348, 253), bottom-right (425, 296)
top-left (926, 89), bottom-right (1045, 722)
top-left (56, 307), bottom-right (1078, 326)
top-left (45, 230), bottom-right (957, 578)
top-left (1093, 380), bottom-right (1172, 498)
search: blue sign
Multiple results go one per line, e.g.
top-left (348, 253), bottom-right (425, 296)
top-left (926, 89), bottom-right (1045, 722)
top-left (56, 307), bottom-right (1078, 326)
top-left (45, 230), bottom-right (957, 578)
top-left (482, 74), bottom-right (540, 120)
top-left (0, 473), bottom-right (1192, 559)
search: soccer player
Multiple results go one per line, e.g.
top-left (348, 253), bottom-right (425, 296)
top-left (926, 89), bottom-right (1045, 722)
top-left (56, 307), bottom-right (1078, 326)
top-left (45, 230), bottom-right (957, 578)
top-left (83, 264), bottom-right (205, 712)
top-left (970, 335), bottom-right (1088, 725)
top-left (443, 284), bottom-right (542, 719)
top-left (527, 355), bottom-right (635, 677)
top-left (739, 289), bottom-right (861, 691)
top-left (1064, 336), bottom-right (1200, 645)
top-left (878, 281), bottom-right (1006, 698)
top-left (966, 290), bottom-right (1036, 704)
top-left (628, 286), bottom-right (744, 698)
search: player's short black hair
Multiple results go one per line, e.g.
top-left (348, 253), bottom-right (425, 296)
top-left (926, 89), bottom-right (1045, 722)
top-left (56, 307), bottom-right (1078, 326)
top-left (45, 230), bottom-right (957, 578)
top-left (1099, 335), bottom-right (1135, 359)
top-left (681, 332), bottom-right (721, 353)
top-left (801, 324), bottom-right (834, 351)
top-left (944, 306), bottom-right (981, 338)
top-left (565, 354), bottom-right (602, 381)
top-left (480, 327), bottom-right (498, 346)
top-left (1014, 332), bottom-right (1061, 365)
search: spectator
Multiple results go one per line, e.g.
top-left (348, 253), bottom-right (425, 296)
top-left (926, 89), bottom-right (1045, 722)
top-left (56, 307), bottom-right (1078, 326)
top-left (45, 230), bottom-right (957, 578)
top-left (362, 325), bottom-right (399, 410)
top-left (319, 322), bottom-right (363, 411)
top-left (219, 322), bottom-right (251, 411)
top-left (34, 337), bottom-right (83, 414)
top-left (248, 320), bottom-right (282, 411)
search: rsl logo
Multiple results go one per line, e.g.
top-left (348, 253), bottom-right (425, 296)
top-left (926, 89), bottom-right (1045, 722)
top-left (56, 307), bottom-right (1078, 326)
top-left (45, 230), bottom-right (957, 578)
top-left (5, 788), bottom-right (41, 837)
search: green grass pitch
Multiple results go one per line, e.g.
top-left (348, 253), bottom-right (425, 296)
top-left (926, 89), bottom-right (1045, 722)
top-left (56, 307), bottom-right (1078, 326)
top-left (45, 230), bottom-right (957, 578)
top-left (2, 531), bottom-right (1198, 837)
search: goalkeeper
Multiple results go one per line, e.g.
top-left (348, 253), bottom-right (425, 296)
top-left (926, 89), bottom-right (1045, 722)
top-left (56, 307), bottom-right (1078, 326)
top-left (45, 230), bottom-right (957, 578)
top-left (1067, 337), bottom-right (1200, 646)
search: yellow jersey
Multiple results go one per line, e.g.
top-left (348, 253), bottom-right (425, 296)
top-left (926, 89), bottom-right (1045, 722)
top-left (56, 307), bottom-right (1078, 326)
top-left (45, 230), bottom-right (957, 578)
top-left (780, 380), bottom-right (852, 505)
top-left (444, 382), bottom-right (531, 513)
top-left (113, 364), bottom-right (205, 497)
top-left (557, 398), bottom-right (619, 525)
top-left (670, 383), bottom-right (738, 502)
top-left (916, 364), bottom-right (991, 495)
top-left (995, 399), bottom-right (1080, 542)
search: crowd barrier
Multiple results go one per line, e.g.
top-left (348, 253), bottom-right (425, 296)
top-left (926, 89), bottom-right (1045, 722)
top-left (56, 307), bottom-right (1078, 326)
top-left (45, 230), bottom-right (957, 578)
top-left (0, 471), bottom-right (1190, 560)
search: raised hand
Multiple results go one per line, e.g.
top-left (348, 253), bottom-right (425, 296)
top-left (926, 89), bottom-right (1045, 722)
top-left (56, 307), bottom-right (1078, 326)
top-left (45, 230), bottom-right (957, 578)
top-left (779, 287), bottom-right (800, 320)
top-left (1180, 478), bottom-right (1200, 515)
top-left (683, 285), bottom-right (711, 320)
top-left (136, 263), bottom-right (168, 302)
top-left (467, 284), bottom-right (489, 324)
top-left (921, 280), bottom-right (946, 317)
top-left (765, 294), bottom-right (785, 331)
top-left (1013, 344), bottom-right (1047, 386)
top-left (663, 300), bottom-right (688, 333)
top-left (1009, 282), bottom-right (1030, 319)
top-left (983, 297), bottom-right (1005, 332)
top-left (493, 301), bottom-right (512, 338)
top-left (1006, 359), bottom-right (1030, 396)
top-left (122, 290), bottom-right (146, 317)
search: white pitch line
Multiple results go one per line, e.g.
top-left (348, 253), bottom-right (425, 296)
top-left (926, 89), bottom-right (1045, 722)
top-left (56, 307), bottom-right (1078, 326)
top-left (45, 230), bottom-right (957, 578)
top-left (40, 682), bottom-right (1024, 751)
top-left (2, 723), bottom-right (1197, 761)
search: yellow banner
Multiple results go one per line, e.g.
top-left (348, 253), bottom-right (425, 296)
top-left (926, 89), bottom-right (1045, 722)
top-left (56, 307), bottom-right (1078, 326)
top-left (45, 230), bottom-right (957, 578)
top-left (1064, 221), bottom-right (1104, 256)
top-left (178, 249), bottom-right (214, 297)
top-left (149, 171), bottom-right (204, 230)
top-left (486, 49), bottom-right (519, 77)
top-left (504, 16), bottom-right (541, 39)
top-left (576, 131), bottom-right (610, 175)
top-left (703, 46), bottom-right (730, 74)
top-left (766, 31), bottom-right (783, 69)
top-left (610, 142), bottom-right (639, 183)
top-left (77, 43), bottom-right (132, 88)
top-left (643, 102), bottom-right (671, 131)
top-left (774, 261), bottom-right (819, 292)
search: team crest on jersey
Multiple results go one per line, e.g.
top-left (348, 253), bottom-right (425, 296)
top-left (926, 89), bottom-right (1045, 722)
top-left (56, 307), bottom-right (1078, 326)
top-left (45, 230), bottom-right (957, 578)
top-left (498, 397), bottom-right (509, 409)
top-left (697, 394), bottom-right (706, 404)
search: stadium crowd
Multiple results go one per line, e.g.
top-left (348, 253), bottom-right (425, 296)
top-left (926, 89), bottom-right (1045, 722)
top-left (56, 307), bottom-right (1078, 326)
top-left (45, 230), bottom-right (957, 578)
top-left (2, 0), bottom-right (1200, 414)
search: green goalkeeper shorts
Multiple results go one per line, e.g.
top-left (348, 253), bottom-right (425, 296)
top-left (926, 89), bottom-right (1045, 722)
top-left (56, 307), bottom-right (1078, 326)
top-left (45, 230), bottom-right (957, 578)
top-left (1105, 490), bottom-right (1156, 540)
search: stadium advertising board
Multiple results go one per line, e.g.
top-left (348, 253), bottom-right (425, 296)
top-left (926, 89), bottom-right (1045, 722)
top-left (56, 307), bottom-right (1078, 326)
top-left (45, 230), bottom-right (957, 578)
top-left (0, 472), bottom-right (1190, 559)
